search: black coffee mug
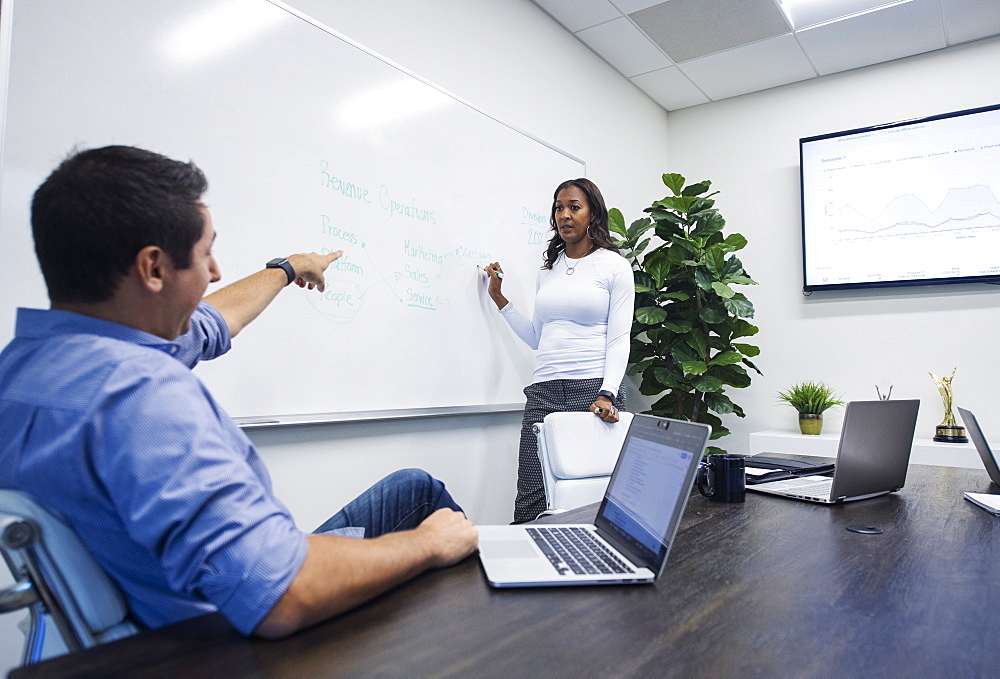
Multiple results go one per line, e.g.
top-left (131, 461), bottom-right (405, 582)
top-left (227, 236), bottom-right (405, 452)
top-left (697, 454), bottom-right (746, 503)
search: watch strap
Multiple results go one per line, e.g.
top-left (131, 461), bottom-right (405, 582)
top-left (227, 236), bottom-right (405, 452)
top-left (266, 257), bottom-right (295, 286)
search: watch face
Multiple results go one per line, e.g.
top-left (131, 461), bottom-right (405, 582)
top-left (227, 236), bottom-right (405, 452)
top-left (267, 258), bottom-right (286, 267)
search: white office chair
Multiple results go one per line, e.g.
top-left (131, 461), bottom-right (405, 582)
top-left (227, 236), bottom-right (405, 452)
top-left (0, 489), bottom-right (139, 666)
top-left (533, 411), bottom-right (634, 515)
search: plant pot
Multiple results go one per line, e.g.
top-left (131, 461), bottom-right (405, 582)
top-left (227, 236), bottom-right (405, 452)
top-left (798, 413), bottom-right (823, 435)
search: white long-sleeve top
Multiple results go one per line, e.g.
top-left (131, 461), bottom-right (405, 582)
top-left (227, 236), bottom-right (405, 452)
top-left (499, 248), bottom-right (635, 395)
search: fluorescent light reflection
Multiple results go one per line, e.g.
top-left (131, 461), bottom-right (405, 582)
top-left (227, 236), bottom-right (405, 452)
top-left (162, 1), bottom-right (283, 66)
top-left (335, 79), bottom-right (450, 131)
top-left (777, 0), bottom-right (914, 30)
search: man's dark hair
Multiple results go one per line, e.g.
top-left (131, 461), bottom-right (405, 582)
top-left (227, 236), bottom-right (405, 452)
top-left (31, 145), bottom-right (209, 303)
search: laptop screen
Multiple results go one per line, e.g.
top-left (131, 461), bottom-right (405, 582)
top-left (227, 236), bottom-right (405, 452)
top-left (594, 417), bottom-right (708, 571)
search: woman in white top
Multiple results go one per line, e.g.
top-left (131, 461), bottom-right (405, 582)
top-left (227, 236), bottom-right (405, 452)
top-left (483, 178), bottom-right (635, 523)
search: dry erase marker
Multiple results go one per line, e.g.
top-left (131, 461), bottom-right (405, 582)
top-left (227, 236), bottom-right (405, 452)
top-left (478, 265), bottom-right (503, 279)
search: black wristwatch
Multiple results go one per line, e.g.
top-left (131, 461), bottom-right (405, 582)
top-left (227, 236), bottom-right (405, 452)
top-left (597, 390), bottom-right (616, 402)
top-left (266, 257), bottom-right (295, 286)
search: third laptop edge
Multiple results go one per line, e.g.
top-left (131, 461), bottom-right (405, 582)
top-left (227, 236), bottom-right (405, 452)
top-left (958, 407), bottom-right (1000, 487)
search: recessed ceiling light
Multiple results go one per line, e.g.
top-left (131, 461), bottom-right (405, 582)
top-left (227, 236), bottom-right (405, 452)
top-left (776, 0), bottom-right (913, 30)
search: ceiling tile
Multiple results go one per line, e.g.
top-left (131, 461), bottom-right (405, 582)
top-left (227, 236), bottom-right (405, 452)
top-left (576, 17), bottom-right (673, 77)
top-left (795, 0), bottom-right (947, 75)
top-left (630, 66), bottom-right (710, 110)
top-left (778, 0), bottom-right (908, 30)
top-left (940, 0), bottom-right (1000, 44)
top-left (678, 34), bottom-right (816, 101)
top-left (630, 0), bottom-right (791, 62)
top-left (610, 0), bottom-right (664, 13)
top-left (533, 0), bottom-right (621, 32)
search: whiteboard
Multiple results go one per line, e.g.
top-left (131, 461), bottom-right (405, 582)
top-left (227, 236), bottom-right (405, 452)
top-left (0, 0), bottom-right (583, 422)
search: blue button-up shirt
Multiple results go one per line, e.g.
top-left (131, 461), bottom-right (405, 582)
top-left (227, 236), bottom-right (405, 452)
top-left (0, 303), bottom-right (308, 635)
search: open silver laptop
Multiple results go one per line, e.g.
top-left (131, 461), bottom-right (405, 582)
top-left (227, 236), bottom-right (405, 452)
top-left (477, 414), bottom-right (710, 587)
top-left (958, 407), bottom-right (1000, 487)
top-left (748, 400), bottom-right (920, 504)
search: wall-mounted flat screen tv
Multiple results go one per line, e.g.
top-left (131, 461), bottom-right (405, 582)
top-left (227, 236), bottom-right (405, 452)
top-left (800, 103), bottom-right (1000, 292)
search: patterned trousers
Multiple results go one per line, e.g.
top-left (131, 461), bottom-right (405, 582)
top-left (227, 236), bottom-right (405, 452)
top-left (513, 378), bottom-right (625, 524)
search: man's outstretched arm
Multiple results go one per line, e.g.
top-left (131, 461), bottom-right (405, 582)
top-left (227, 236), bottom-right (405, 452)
top-left (204, 251), bottom-right (342, 337)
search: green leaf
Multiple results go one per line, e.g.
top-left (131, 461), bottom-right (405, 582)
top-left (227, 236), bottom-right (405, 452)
top-left (626, 359), bottom-right (655, 376)
top-left (634, 270), bottom-right (655, 290)
top-left (722, 232), bottom-right (748, 252)
top-left (663, 320), bottom-right (692, 333)
top-left (692, 375), bottom-right (724, 392)
top-left (627, 217), bottom-right (654, 240)
top-left (699, 305), bottom-right (727, 324)
top-left (644, 250), bottom-right (672, 287)
top-left (636, 306), bottom-right (667, 325)
top-left (709, 350), bottom-right (743, 366)
top-left (667, 234), bottom-right (699, 255)
top-left (733, 342), bottom-right (760, 357)
top-left (670, 342), bottom-right (700, 363)
top-left (634, 284), bottom-right (656, 294)
top-left (662, 173), bottom-right (685, 196)
top-left (722, 294), bottom-right (755, 318)
top-left (633, 237), bottom-right (652, 257)
top-left (655, 195), bottom-right (697, 213)
top-left (646, 208), bottom-right (685, 228)
top-left (743, 357), bottom-right (763, 375)
top-left (681, 360), bottom-right (708, 375)
top-left (691, 211), bottom-right (726, 238)
top-left (695, 267), bottom-right (714, 291)
top-left (713, 364), bottom-right (751, 388)
top-left (732, 319), bottom-right (759, 339)
top-left (658, 292), bottom-right (689, 302)
top-left (703, 247), bottom-right (725, 275)
top-left (609, 208), bottom-right (626, 237)
top-left (652, 367), bottom-right (686, 390)
top-left (704, 392), bottom-right (737, 415)
top-left (723, 274), bottom-right (757, 286)
top-left (685, 332), bottom-right (708, 360)
top-left (711, 282), bottom-right (735, 299)
top-left (682, 180), bottom-right (712, 197)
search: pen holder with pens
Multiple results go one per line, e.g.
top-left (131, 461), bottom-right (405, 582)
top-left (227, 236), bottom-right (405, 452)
top-left (696, 454), bottom-right (746, 503)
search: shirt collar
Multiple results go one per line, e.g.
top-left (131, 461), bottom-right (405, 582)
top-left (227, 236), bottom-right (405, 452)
top-left (15, 307), bottom-right (182, 355)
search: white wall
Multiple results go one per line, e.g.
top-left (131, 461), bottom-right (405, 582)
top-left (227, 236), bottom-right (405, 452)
top-left (0, 0), bottom-right (669, 672)
top-left (664, 37), bottom-right (1000, 453)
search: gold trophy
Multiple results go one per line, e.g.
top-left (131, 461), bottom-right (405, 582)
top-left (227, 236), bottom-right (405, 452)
top-left (929, 368), bottom-right (968, 443)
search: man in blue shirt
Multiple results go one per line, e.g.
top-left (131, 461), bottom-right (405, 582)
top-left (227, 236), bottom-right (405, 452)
top-left (0, 146), bottom-right (478, 639)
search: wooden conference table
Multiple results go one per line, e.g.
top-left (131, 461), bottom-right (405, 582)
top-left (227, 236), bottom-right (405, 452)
top-left (12, 459), bottom-right (999, 678)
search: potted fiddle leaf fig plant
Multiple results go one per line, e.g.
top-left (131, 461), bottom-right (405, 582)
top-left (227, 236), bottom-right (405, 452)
top-left (777, 381), bottom-right (844, 435)
top-left (610, 173), bottom-right (760, 455)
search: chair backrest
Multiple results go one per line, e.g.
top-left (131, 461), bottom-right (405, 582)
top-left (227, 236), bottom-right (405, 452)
top-left (533, 411), bottom-right (634, 512)
top-left (0, 489), bottom-right (138, 664)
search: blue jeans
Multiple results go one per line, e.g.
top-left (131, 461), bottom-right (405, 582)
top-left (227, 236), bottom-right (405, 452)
top-left (313, 468), bottom-right (463, 537)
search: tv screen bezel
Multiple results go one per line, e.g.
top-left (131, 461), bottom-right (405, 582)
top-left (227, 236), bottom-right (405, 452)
top-left (799, 103), bottom-right (1000, 293)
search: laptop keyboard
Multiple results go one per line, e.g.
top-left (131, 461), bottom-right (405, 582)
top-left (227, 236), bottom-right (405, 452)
top-left (526, 526), bottom-right (636, 576)
top-left (772, 477), bottom-right (833, 499)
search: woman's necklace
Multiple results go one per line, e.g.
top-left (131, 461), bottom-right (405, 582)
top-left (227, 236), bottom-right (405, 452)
top-left (562, 245), bottom-right (595, 275)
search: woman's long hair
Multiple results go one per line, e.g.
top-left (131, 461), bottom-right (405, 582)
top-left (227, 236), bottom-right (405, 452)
top-left (542, 178), bottom-right (619, 270)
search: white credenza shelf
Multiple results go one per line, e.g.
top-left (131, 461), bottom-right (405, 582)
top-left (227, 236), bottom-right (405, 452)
top-left (749, 430), bottom-right (983, 469)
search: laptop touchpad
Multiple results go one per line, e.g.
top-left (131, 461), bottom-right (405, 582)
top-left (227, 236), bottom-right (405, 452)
top-left (481, 540), bottom-right (538, 559)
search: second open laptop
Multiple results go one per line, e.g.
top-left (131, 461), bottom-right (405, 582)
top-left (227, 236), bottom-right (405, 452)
top-left (477, 414), bottom-right (711, 588)
top-left (748, 399), bottom-right (920, 504)
top-left (957, 407), bottom-right (1000, 487)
